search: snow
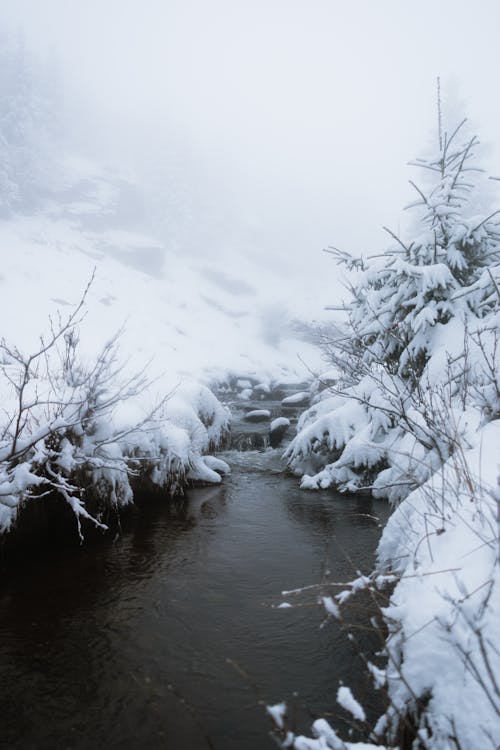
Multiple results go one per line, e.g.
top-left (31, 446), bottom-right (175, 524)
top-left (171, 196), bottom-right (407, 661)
top-left (0, 327), bottom-right (232, 534)
top-left (374, 418), bottom-right (500, 750)
top-left (0, 219), bottom-right (326, 442)
top-left (271, 416), bottom-right (291, 431)
top-left (321, 596), bottom-right (340, 619)
top-left (266, 701), bottom-right (287, 730)
top-left (0, 209), bottom-right (325, 388)
top-left (285, 264), bottom-right (500, 499)
top-left (336, 686), bottom-right (367, 722)
top-left (237, 388), bottom-right (253, 400)
top-left (244, 409), bottom-right (271, 420)
top-left (202, 455), bottom-right (231, 475)
top-left (236, 379), bottom-right (253, 389)
top-left (283, 417), bottom-right (500, 749)
top-left (278, 714), bottom-right (388, 750)
top-left (366, 662), bottom-right (386, 690)
top-left (282, 391), bottom-right (310, 405)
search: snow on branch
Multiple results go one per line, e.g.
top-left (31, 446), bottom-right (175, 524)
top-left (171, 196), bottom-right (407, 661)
top-left (0, 277), bottom-right (230, 539)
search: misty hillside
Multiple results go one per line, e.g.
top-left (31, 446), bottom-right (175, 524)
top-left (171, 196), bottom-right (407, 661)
top-left (1, 154), bottom-right (328, 388)
top-left (0, 33), bottom-right (333, 390)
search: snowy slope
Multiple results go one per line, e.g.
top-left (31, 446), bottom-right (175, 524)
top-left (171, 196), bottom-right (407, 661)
top-left (0, 157), bottom-right (328, 392)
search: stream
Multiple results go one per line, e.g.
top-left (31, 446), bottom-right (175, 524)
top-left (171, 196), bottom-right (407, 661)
top-left (0, 426), bottom-right (389, 749)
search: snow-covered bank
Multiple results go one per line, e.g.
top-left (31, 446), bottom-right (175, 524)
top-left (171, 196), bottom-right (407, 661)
top-left (374, 418), bottom-right (500, 749)
top-left (271, 417), bottom-right (499, 750)
top-left (0, 304), bottom-right (231, 538)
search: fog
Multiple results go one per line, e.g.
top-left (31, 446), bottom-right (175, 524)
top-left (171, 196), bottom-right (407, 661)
top-left (2, 0), bottom-right (500, 282)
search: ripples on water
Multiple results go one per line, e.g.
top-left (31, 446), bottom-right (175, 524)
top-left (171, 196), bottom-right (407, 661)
top-left (0, 448), bottom-right (389, 749)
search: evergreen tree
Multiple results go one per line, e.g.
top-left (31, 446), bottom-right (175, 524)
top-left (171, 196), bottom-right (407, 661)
top-left (346, 115), bottom-right (500, 382)
top-left (286, 101), bottom-right (500, 501)
top-left (0, 32), bottom-right (61, 213)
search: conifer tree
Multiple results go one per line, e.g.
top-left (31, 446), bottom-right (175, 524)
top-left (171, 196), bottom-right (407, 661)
top-left (344, 106), bottom-right (500, 383)
top-left (286, 94), bottom-right (500, 500)
top-left (0, 33), bottom-right (61, 212)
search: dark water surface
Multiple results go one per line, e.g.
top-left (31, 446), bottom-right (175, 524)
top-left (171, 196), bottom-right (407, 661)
top-left (0, 449), bottom-right (389, 750)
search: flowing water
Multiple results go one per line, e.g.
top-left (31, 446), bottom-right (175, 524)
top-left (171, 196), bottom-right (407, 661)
top-left (0, 448), bottom-right (389, 750)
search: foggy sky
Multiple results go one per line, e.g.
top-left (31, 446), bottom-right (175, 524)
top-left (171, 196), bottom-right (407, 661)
top-left (2, 0), bottom-right (500, 274)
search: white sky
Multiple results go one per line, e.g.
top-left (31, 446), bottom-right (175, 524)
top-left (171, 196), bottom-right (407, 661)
top-left (2, 0), bottom-right (500, 271)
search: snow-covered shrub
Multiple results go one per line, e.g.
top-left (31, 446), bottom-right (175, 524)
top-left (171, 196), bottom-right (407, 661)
top-left (277, 417), bottom-right (500, 750)
top-left (285, 114), bottom-right (500, 501)
top-left (0, 315), bottom-right (138, 536)
top-left (122, 381), bottom-right (231, 492)
top-left (0, 285), bottom-right (230, 540)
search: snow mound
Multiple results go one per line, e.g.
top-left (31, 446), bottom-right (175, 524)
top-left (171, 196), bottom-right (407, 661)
top-left (374, 419), bottom-right (500, 750)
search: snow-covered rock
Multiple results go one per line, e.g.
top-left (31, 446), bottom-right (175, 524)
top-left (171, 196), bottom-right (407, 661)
top-left (282, 391), bottom-right (310, 406)
top-left (270, 416), bottom-right (291, 447)
top-left (244, 409), bottom-right (271, 422)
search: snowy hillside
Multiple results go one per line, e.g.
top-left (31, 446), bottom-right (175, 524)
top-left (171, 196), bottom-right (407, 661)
top-left (1, 156), bottom-right (327, 391)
